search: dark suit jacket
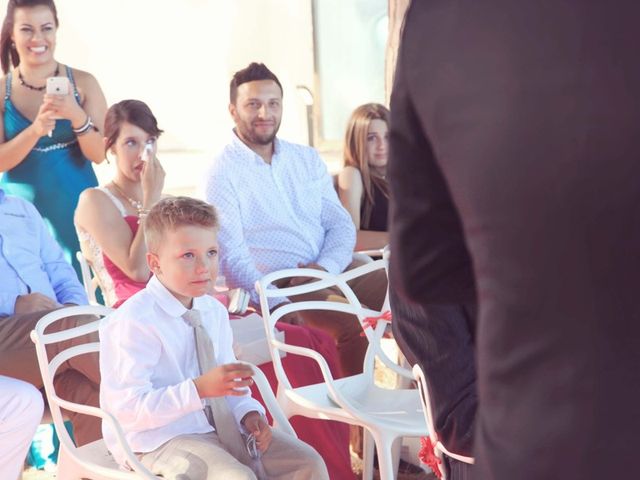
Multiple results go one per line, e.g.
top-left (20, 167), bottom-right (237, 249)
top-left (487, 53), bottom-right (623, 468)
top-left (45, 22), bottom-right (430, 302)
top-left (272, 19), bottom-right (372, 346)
top-left (389, 1), bottom-right (640, 479)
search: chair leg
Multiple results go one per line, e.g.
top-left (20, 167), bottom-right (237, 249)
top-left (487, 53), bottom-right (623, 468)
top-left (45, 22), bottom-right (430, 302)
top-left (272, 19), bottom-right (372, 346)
top-left (56, 447), bottom-right (84, 480)
top-left (372, 432), bottom-right (397, 480)
top-left (362, 429), bottom-right (376, 480)
top-left (391, 436), bottom-right (402, 475)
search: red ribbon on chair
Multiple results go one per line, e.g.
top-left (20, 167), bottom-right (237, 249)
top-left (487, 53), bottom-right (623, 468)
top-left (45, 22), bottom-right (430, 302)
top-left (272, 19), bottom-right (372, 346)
top-left (418, 436), bottom-right (443, 479)
top-left (360, 310), bottom-right (392, 337)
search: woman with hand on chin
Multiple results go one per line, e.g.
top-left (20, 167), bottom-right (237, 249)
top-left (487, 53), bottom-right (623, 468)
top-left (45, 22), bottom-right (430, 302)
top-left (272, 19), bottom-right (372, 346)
top-left (338, 103), bottom-right (390, 252)
top-left (0, 0), bottom-right (107, 277)
top-left (75, 100), bottom-right (164, 308)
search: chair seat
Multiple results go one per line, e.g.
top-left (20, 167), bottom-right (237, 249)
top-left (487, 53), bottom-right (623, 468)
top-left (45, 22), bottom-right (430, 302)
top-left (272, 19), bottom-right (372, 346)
top-left (75, 439), bottom-right (121, 469)
top-left (284, 374), bottom-right (427, 437)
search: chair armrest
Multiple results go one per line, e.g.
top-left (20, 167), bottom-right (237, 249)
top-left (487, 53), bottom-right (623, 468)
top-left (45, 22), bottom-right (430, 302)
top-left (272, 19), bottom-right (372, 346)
top-left (238, 361), bottom-right (297, 438)
top-left (50, 395), bottom-right (159, 478)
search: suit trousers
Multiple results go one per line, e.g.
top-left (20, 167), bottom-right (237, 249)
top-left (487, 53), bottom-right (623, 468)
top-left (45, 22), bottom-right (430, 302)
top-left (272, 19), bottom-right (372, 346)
top-left (285, 260), bottom-right (388, 378)
top-left (0, 308), bottom-right (101, 446)
top-left (445, 457), bottom-right (473, 480)
top-left (139, 430), bottom-right (329, 480)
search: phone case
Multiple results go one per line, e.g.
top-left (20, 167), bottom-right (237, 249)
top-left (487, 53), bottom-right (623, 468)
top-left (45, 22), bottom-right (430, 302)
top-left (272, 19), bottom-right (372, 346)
top-left (46, 76), bottom-right (70, 95)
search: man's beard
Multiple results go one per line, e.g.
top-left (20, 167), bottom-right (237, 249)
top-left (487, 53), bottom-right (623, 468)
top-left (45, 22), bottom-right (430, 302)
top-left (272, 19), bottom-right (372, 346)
top-left (239, 120), bottom-right (280, 146)
top-left (249, 130), bottom-right (277, 145)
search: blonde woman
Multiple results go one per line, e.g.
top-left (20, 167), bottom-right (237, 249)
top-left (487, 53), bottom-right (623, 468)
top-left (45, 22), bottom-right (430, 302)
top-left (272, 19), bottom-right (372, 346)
top-left (338, 103), bottom-right (390, 251)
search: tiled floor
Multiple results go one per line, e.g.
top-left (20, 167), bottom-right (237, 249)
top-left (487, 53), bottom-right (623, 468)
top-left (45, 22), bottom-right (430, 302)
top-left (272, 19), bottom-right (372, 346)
top-left (23, 467), bottom-right (54, 479)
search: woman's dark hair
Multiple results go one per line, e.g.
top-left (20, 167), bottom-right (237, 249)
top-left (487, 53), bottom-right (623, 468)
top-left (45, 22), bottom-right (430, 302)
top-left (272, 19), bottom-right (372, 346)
top-left (229, 62), bottom-right (283, 104)
top-left (104, 99), bottom-right (163, 152)
top-left (0, 0), bottom-right (59, 74)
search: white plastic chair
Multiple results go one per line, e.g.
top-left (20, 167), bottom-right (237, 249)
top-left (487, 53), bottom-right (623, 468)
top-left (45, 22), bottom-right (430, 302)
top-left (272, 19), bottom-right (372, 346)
top-left (31, 305), bottom-right (296, 479)
top-left (76, 251), bottom-right (101, 305)
top-left (256, 260), bottom-right (428, 480)
top-left (412, 364), bottom-right (475, 479)
top-left (31, 305), bottom-right (157, 479)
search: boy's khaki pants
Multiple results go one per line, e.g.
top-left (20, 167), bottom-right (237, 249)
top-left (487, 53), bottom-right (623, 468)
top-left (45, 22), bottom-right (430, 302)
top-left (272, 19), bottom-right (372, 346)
top-left (139, 430), bottom-right (329, 480)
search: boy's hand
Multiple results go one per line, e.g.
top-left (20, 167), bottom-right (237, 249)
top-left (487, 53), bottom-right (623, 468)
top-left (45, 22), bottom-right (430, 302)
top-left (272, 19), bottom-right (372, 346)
top-left (193, 363), bottom-right (254, 399)
top-left (242, 411), bottom-right (272, 452)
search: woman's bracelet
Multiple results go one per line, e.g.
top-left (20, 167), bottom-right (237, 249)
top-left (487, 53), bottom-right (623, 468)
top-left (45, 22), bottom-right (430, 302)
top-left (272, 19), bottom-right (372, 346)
top-left (72, 116), bottom-right (98, 136)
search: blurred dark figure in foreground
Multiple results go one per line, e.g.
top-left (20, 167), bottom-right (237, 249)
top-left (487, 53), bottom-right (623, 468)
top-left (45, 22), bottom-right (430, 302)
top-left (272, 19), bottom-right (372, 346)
top-left (388, 1), bottom-right (640, 479)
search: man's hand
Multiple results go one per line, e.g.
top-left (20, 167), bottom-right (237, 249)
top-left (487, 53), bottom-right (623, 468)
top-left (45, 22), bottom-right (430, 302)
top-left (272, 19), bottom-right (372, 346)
top-left (270, 301), bottom-right (305, 326)
top-left (288, 263), bottom-right (327, 288)
top-left (193, 363), bottom-right (254, 399)
top-left (241, 411), bottom-right (273, 453)
top-left (279, 311), bottom-right (305, 325)
top-left (14, 293), bottom-right (60, 315)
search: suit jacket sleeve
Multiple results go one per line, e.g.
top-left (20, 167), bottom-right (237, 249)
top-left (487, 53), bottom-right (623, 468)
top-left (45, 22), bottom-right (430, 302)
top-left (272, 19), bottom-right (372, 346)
top-left (388, 4), bottom-right (477, 455)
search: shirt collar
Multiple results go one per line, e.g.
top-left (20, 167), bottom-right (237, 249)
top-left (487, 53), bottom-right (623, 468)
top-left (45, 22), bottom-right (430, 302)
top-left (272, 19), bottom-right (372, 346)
top-left (146, 275), bottom-right (209, 321)
top-left (230, 129), bottom-right (281, 165)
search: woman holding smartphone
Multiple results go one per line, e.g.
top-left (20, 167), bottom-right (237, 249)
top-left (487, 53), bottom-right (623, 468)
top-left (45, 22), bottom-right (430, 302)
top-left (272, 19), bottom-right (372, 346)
top-left (0, 0), bottom-right (107, 277)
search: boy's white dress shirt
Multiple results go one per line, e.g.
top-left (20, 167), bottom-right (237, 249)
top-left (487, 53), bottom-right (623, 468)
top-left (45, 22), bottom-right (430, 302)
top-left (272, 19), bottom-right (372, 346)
top-left (99, 275), bottom-right (264, 466)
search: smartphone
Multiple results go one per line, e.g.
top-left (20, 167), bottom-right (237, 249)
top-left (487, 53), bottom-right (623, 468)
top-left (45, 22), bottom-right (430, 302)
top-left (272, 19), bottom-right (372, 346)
top-left (45, 77), bottom-right (70, 137)
top-left (46, 76), bottom-right (70, 96)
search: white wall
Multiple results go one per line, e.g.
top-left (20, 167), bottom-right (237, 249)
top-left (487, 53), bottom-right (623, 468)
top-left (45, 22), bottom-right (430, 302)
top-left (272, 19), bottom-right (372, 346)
top-left (0, 0), bottom-right (317, 192)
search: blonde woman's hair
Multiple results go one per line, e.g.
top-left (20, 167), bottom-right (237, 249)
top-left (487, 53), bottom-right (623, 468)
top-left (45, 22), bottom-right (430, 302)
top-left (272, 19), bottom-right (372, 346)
top-left (343, 103), bottom-right (390, 229)
top-left (144, 197), bottom-right (219, 251)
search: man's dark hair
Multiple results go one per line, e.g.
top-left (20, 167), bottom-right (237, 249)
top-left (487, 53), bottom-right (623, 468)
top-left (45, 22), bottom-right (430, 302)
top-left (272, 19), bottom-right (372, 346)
top-left (229, 62), bottom-right (283, 104)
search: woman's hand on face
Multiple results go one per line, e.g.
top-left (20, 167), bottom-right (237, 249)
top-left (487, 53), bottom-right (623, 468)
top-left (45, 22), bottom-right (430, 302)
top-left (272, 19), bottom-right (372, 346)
top-left (43, 93), bottom-right (85, 127)
top-left (140, 149), bottom-right (165, 207)
top-left (31, 101), bottom-right (57, 137)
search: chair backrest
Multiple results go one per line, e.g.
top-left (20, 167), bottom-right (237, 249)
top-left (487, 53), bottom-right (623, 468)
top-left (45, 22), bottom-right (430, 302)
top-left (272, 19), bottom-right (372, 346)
top-left (255, 260), bottom-right (412, 421)
top-left (30, 305), bottom-right (159, 479)
top-left (31, 305), bottom-right (297, 479)
top-left (412, 364), bottom-right (475, 467)
top-left (76, 251), bottom-right (101, 305)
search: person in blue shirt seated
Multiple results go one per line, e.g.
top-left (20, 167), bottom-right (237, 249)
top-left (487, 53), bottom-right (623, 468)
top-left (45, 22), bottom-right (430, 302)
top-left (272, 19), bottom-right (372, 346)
top-left (0, 187), bottom-right (100, 446)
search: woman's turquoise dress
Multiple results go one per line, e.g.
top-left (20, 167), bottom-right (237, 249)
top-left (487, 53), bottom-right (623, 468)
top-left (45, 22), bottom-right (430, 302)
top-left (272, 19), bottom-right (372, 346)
top-left (0, 66), bottom-right (97, 279)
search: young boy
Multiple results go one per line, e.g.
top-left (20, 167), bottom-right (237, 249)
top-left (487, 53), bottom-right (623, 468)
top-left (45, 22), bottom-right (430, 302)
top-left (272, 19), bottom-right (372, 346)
top-left (99, 197), bottom-right (328, 480)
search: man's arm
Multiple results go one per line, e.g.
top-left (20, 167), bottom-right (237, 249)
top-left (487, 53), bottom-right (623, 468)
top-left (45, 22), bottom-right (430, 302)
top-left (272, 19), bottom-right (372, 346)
top-left (388, 10), bottom-right (477, 455)
top-left (388, 59), bottom-right (476, 306)
top-left (26, 202), bottom-right (87, 306)
top-left (205, 166), bottom-right (286, 308)
top-left (313, 151), bottom-right (356, 274)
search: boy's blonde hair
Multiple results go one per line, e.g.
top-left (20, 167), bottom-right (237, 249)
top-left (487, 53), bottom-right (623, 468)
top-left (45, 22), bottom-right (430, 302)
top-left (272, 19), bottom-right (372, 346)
top-left (144, 197), bottom-right (219, 251)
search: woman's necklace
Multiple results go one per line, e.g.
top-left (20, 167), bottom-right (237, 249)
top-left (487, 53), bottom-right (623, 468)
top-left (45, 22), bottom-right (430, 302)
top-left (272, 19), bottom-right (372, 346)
top-left (110, 181), bottom-right (143, 211)
top-left (17, 64), bottom-right (60, 92)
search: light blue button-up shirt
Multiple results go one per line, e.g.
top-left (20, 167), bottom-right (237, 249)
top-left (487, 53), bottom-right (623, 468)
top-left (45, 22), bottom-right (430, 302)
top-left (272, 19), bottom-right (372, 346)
top-left (204, 133), bottom-right (356, 306)
top-left (0, 189), bottom-right (87, 316)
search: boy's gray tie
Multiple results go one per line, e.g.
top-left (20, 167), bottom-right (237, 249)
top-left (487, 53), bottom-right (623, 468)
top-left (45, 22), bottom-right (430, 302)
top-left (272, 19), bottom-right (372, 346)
top-left (183, 309), bottom-right (251, 465)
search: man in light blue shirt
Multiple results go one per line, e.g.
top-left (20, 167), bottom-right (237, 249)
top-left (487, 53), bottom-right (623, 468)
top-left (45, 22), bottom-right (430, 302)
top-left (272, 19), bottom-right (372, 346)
top-left (205, 63), bottom-right (387, 378)
top-left (0, 188), bottom-right (101, 445)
